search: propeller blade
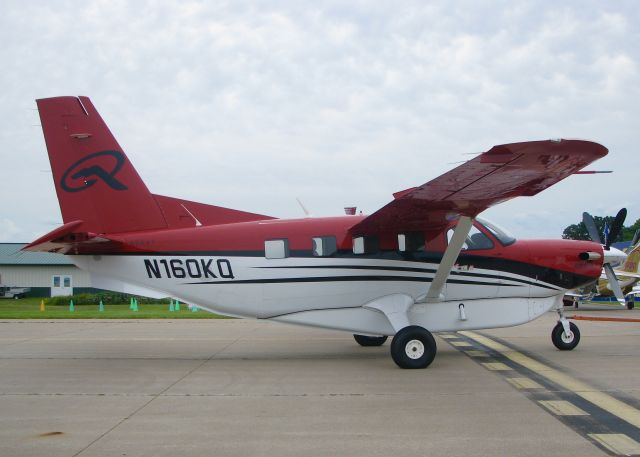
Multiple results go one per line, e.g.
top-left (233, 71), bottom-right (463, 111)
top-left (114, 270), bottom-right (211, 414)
top-left (604, 263), bottom-right (626, 306)
top-left (583, 212), bottom-right (601, 244)
top-left (606, 207), bottom-right (627, 249)
top-left (631, 229), bottom-right (640, 248)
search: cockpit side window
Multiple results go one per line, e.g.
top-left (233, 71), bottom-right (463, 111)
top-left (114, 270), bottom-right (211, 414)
top-left (476, 218), bottom-right (516, 246)
top-left (447, 225), bottom-right (494, 251)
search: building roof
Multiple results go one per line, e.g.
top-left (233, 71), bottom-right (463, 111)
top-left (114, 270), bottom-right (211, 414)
top-left (0, 243), bottom-right (74, 265)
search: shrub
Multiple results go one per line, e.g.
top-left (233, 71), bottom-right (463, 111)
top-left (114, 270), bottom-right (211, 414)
top-left (47, 293), bottom-right (171, 306)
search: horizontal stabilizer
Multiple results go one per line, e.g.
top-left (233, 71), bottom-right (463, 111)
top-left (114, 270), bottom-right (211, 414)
top-left (23, 220), bottom-right (122, 254)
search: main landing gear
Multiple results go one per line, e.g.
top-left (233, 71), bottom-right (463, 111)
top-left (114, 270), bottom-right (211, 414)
top-left (390, 326), bottom-right (437, 369)
top-left (552, 308), bottom-right (580, 351)
top-left (358, 294), bottom-right (438, 369)
top-left (353, 326), bottom-right (437, 369)
top-left (627, 296), bottom-right (635, 310)
top-left (353, 334), bottom-right (388, 346)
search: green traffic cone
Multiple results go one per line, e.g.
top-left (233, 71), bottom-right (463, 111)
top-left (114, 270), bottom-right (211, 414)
top-left (99, 300), bottom-right (104, 312)
top-left (175, 300), bottom-right (181, 312)
top-left (69, 299), bottom-right (75, 312)
top-left (133, 298), bottom-right (139, 312)
top-left (129, 297), bottom-right (134, 310)
top-left (169, 300), bottom-right (175, 312)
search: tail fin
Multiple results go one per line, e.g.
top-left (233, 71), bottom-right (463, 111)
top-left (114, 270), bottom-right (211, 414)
top-left (37, 96), bottom-right (168, 234)
top-left (621, 243), bottom-right (640, 274)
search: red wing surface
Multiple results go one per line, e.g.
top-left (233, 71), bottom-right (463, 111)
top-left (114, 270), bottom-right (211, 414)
top-left (352, 139), bottom-right (607, 234)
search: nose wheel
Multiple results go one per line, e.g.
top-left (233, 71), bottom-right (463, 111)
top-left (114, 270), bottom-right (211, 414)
top-left (551, 321), bottom-right (580, 350)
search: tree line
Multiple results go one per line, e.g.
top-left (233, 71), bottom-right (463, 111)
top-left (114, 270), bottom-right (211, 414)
top-left (562, 215), bottom-right (640, 243)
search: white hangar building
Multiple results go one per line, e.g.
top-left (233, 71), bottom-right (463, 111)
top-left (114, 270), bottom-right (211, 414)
top-left (0, 243), bottom-right (92, 297)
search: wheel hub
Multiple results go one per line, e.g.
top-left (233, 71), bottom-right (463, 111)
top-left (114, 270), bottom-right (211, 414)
top-left (561, 331), bottom-right (574, 344)
top-left (405, 339), bottom-right (425, 359)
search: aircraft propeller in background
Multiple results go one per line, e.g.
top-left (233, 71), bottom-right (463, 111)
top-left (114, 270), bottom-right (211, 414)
top-left (582, 208), bottom-right (628, 306)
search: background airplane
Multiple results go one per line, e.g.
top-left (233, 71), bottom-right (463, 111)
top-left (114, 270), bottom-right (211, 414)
top-left (26, 96), bottom-right (609, 368)
top-left (568, 212), bottom-right (640, 309)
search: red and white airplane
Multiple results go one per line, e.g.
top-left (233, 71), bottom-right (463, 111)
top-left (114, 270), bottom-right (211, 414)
top-left (26, 96), bottom-right (611, 369)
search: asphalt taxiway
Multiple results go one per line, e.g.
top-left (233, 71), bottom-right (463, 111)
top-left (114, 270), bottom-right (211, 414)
top-left (2, 307), bottom-right (640, 456)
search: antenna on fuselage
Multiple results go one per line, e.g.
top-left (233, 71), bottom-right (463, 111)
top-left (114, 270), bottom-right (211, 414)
top-left (296, 198), bottom-right (312, 217)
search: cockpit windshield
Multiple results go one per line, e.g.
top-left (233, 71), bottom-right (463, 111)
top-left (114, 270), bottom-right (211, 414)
top-left (476, 218), bottom-right (517, 246)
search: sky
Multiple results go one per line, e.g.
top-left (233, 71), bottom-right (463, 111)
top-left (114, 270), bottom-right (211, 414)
top-left (1, 0), bottom-right (638, 242)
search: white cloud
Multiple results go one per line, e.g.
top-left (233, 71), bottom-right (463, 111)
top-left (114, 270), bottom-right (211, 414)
top-left (0, 0), bottom-right (638, 241)
top-left (0, 219), bottom-right (20, 242)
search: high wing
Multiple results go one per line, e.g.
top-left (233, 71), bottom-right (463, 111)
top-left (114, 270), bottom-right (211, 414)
top-left (351, 139), bottom-right (608, 234)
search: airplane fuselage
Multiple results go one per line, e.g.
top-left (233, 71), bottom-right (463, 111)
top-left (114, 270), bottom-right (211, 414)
top-left (70, 216), bottom-right (603, 335)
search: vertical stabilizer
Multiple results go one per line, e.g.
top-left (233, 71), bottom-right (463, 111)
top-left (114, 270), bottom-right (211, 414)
top-left (37, 96), bottom-right (168, 234)
top-left (621, 243), bottom-right (640, 274)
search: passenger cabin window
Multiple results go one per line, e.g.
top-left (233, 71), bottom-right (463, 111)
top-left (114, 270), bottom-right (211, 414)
top-left (265, 239), bottom-right (289, 259)
top-left (312, 236), bottom-right (337, 257)
top-left (447, 226), bottom-right (494, 250)
top-left (352, 236), bottom-right (378, 255)
top-left (398, 232), bottom-right (425, 252)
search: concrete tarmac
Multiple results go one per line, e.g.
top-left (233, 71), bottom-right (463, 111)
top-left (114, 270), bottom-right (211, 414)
top-left (1, 309), bottom-right (639, 457)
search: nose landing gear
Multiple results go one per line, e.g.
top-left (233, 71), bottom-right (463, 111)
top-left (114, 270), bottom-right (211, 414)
top-left (552, 307), bottom-right (580, 350)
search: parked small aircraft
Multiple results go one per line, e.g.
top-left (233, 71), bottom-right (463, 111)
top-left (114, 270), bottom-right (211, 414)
top-left (602, 244), bottom-right (640, 308)
top-left (571, 244), bottom-right (640, 308)
top-left (26, 96), bottom-right (610, 368)
top-left (567, 211), bottom-right (639, 309)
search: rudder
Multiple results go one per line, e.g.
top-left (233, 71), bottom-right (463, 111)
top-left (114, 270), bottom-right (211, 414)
top-left (621, 243), bottom-right (640, 274)
top-left (37, 96), bottom-right (168, 234)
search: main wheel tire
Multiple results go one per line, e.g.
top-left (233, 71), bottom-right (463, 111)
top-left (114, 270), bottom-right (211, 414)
top-left (390, 326), bottom-right (437, 369)
top-left (627, 298), bottom-right (635, 310)
top-left (551, 322), bottom-right (580, 350)
top-left (353, 334), bottom-right (388, 347)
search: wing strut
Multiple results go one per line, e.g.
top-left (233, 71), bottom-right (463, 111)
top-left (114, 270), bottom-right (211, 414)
top-left (420, 216), bottom-right (474, 303)
top-left (603, 264), bottom-right (626, 306)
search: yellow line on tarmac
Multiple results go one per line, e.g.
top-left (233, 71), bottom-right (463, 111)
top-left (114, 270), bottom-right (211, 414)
top-left (588, 434), bottom-right (640, 455)
top-left (481, 362), bottom-right (512, 371)
top-left (539, 400), bottom-right (589, 416)
top-left (463, 350), bottom-right (490, 358)
top-left (460, 331), bottom-right (640, 430)
top-left (450, 341), bottom-right (472, 347)
top-left (506, 377), bottom-right (543, 390)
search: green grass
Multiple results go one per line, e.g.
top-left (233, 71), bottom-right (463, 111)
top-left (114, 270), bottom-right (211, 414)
top-left (0, 297), bottom-right (228, 319)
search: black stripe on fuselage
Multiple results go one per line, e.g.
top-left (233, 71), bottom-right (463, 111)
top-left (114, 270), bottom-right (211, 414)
top-left (255, 264), bottom-right (560, 291)
top-left (100, 248), bottom-right (590, 290)
top-left (184, 275), bottom-right (524, 287)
